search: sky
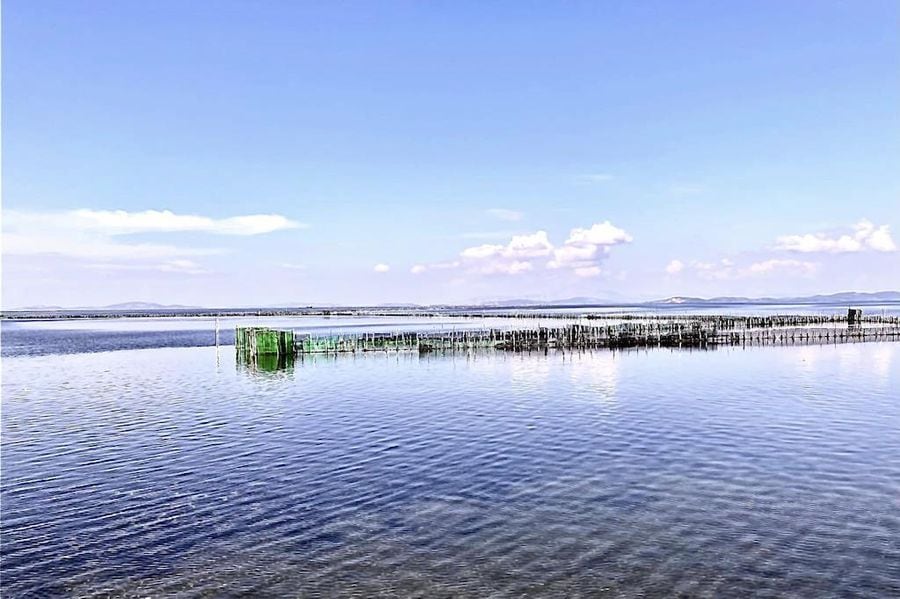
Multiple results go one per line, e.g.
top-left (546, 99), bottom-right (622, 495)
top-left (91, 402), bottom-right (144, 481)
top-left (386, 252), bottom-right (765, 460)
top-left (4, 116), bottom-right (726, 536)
top-left (3, 0), bottom-right (899, 308)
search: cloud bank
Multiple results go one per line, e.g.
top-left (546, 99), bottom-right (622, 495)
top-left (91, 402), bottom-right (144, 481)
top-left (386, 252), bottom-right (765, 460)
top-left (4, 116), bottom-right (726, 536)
top-left (6, 209), bottom-right (302, 236)
top-left (775, 220), bottom-right (896, 253)
top-left (3, 208), bottom-right (302, 273)
top-left (413, 221), bottom-right (632, 278)
top-left (665, 259), bottom-right (685, 274)
top-left (666, 257), bottom-right (818, 280)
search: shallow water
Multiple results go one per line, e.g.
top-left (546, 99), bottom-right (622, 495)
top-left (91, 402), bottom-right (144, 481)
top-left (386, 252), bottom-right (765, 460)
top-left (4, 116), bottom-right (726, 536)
top-left (2, 327), bottom-right (899, 597)
top-left (3, 315), bottom-right (596, 358)
top-left (6, 303), bottom-right (899, 358)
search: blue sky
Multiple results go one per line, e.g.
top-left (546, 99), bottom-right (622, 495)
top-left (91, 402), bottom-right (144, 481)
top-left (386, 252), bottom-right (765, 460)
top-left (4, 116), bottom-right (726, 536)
top-left (3, 1), bottom-right (899, 307)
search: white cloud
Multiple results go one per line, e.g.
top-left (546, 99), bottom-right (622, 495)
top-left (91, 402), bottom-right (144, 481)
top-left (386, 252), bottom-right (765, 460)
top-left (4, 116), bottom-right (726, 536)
top-left (5, 208), bottom-right (302, 236)
top-left (417, 222), bottom-right (631, 278)
top-left (547, 221), bottom-right (632, 273)
top-left (485, 208), bottom-right (523, 222)
top-left (665, 259), bottom-right (685, 274)
top-left (867, 232), bottom-right (897, 252)
top-left (549, 243), bottom-right (599, 267)
top-left (460, 244), bottom-right (504, 260)
top-left (775, 220), bottom-right (897, 253)
top-left (78, 209), bottom-right (299, 235)
top-left (747, 259), bottom-right (817, 276)
top-left (457, 231), bottom-right (553, 276)
top-left (2, 208), bottom-right (302, 277)
top-left (566, 222), bottom-right (633, 246)
top-left (683, 257), bottom-right (818, 280)
top-left (461, 231), bottom-right (554, 262)
top-left (373, 263), bottom-right (390, 273)
top-left (504, 231), bottom-right (554, 258)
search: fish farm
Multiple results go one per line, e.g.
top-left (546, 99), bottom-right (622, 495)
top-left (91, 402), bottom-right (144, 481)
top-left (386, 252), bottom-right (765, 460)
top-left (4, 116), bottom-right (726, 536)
top-left (235, 310), bottom-right (900, 367)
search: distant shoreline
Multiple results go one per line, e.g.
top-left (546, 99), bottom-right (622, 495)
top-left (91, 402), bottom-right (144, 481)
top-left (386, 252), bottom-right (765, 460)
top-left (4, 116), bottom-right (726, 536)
top-left (3, 300), bottom-right (900, 321)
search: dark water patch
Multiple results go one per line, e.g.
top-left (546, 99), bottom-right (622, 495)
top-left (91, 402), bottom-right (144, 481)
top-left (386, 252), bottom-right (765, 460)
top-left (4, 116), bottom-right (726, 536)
top-left (1, 327), bottom-right (230, 357)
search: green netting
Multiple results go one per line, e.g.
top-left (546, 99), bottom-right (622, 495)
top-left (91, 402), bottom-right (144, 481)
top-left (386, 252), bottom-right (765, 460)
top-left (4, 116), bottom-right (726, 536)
top-left (236, 327), bottom-right (294, 355)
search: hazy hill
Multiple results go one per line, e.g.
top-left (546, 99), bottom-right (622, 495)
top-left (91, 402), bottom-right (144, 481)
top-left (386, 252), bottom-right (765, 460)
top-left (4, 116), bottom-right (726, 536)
top-left (100, 302), bottom-right (202, 310)
top-left (652, 291), bottom-right (900, 305)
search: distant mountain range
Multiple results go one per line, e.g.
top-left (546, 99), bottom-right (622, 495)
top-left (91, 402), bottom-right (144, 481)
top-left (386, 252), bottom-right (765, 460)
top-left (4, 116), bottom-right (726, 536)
top-left (476, 296), bottom-right (620, 307)
top-left (474, 291), bottom-right (900, 308)
top-left (7, 291), bottom-right (899, 312)
top-left (12, 301), bottom-right (202, 311)
top-left (651, 291), bottom-right (900, 306)
top-left (104, 302), bottom-right (203, 310)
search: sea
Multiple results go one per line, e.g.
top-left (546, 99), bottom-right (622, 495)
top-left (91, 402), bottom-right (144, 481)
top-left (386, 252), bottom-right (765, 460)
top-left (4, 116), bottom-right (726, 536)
top-left (2, 307), bottom-right (899, 597)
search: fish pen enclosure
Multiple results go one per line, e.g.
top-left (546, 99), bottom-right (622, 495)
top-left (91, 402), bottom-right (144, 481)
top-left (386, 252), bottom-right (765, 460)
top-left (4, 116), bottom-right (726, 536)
top-left (236, 312), bottom-right (900, 364)
top-left (235, 327), bottom-right (295, 355)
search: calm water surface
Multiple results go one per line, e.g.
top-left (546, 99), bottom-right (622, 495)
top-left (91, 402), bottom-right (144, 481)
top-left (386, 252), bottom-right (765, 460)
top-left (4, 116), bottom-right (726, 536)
top-left (2, 323), bottom-right (899, 597)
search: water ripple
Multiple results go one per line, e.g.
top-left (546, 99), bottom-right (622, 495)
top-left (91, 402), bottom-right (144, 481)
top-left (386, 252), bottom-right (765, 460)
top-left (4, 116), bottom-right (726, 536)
top-left (2, 343), bottom-right (899, 597)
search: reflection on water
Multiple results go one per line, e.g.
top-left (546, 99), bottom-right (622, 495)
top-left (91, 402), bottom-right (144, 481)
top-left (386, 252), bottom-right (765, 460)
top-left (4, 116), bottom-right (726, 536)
top-left (237, 350), bottom-right (295, 374)
top-left (2, 341), bottom-right (899, 596)
top-left (566, 351), bottom-right (619, 403)
top-left (871, 343), bottom-right (894, 382)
